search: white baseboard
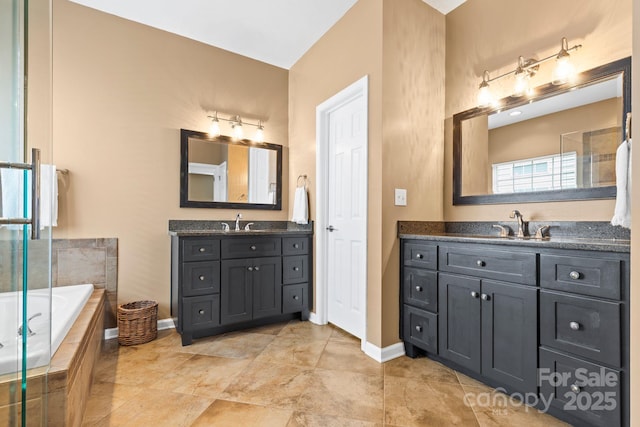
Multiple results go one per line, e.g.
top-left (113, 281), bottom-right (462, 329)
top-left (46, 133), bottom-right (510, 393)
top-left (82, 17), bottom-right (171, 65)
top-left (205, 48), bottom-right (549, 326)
top-left (308, 312), bottom-right (325, 325)
top-left (104, 317), bottom-right (176, 340)
top-left (363, 341), bottom-right (405, 363)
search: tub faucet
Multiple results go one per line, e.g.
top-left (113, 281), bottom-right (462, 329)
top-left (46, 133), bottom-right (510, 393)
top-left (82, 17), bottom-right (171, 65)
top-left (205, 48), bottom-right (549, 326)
top-left (509, 210), bottom-right (526, 238)
top-left (18, 312), bottom-right (42, 337)
top-left (235, 213), bottom-right (242, 231)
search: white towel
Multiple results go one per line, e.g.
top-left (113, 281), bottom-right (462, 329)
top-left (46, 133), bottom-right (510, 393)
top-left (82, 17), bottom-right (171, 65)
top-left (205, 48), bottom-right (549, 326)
top-left (0, 164), bottom-right (58, 229)
top-left (611, 139), bottom-right (631, 229)
top-left (291, 186), bottom-right (308, 225)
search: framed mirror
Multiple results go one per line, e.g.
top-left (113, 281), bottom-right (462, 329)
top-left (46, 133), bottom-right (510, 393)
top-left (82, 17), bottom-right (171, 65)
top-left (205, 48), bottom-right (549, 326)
top-left (180, 129), bottom-right (282, 209)
top-left (453, 57), bottom-right (631, 205)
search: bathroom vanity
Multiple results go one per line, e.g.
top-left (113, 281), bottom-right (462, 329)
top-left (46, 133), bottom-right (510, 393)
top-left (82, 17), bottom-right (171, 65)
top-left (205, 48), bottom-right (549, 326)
top-left (399, 222), bottom-right (629, 427)
top-left (169, 221), bottom-right (312, 346)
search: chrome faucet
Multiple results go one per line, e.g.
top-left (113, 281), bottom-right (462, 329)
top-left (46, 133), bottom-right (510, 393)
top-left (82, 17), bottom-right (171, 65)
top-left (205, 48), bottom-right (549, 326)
top-left (509, 210), bottom-right (526, 238)
top-left (244, 222), bottom-right (254, 231)
top-left (235, 213), bottom-right (242, 231)
top-left (221, 222), bottom-right (230, 231)
top-left (18, 312), bottom-right (42, 337)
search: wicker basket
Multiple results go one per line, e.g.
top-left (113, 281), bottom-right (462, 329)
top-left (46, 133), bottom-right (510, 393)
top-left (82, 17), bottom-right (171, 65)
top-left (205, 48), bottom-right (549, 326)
top-left (117, 300), bottom-right (158, 345)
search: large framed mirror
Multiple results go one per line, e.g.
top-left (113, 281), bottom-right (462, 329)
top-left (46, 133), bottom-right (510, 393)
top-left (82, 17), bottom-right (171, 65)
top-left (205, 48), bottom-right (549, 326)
top-left (180, 129), bottom-right (282, 209)
top-left (453, 57), bottom-right (631, 205)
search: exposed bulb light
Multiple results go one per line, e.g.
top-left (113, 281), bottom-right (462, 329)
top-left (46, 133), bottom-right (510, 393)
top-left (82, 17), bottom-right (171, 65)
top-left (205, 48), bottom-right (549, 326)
top-left (232, 116), bottom-right (244, 140)
top-left (512, 56), bottom-right (532, 97)
top-left (254, 121), bottom-right (264, 143)
top-left (552, 38), bottom-right (575, 85)
top-left (209, 113), bottom-right (220, 136)
top-left (477, 71), bottom-right (493, 107)
top-left (206, 112), bottom-right (266, 141)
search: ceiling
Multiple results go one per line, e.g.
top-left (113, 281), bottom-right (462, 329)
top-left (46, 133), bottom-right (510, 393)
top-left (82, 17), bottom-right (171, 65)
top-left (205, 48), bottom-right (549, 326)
top-left (69, 0), bottom-right (467, 69)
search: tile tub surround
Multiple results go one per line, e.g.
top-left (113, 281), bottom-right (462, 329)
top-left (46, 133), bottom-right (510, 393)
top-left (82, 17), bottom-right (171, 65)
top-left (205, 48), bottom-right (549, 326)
top-left (82, 320), bottom-right (570, 427)
top-left (169, 220), bottom-right (313, 235)
top-left (0, 288), bottom-right (105, 427)
top-left (0, 238), bottom-right (118, 328)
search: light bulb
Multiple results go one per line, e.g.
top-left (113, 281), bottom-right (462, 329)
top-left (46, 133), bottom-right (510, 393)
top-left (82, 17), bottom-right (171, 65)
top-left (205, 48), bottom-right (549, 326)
top-left (477, 84), bottom-right (493, 107)
top-left (233, 123), bottom-right (243, 140)
top-left (513, 71), bottom-right (528, 97)
top-left (552, 56), bottom-right (574, 85)
top-left (209, 119), bottom-right (220, 136)
top-left (254, 126), bottom-right (264, 143)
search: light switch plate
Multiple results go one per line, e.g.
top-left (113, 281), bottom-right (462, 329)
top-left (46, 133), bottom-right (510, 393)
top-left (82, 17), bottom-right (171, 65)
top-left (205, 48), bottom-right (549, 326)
top-left (395, 188), bottom-right (407, 206)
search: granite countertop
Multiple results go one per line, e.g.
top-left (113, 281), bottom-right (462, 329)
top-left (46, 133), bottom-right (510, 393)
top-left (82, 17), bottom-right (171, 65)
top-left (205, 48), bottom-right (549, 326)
top-left (398, 221), bottom-right (630, 253)
top-left (168, 220), bottom-right (313, 236)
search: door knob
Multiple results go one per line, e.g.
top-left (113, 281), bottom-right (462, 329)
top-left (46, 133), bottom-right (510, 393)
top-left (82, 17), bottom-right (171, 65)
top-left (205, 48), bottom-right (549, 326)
top-left (247, 266), bottom-right (254, 271)
top-left (569, 271), bottom-right (581, 280)
top-left (569, 321), bottom-right (580, 330)
top-left (481, 293), bottom-right (490, 301)
top-left (254, 266), bottom-right (260, 271)
top-left (326, 225), bottom-right (337, 232)
top-left (471, 291), bottom-right (479, 298)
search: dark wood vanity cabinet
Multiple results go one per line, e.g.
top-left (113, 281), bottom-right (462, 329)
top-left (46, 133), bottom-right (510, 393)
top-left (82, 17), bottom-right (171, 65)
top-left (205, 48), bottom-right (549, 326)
top-left (400, 239), bottom-right (630, 427)
top-left (172, 233), bottom-right (311, 346)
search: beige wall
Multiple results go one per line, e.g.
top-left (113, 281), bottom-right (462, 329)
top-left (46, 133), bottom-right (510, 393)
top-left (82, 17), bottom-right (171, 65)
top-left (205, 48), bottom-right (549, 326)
top-left (51, 0), bottom-right (289, 318)
top-left (630, 1), bottom-right (638, 424)
top-left (445, 0), bottom-right (632, 221)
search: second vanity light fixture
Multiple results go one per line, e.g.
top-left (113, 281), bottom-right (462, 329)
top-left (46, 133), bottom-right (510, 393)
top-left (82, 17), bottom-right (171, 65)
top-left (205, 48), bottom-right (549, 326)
top-left (207, 111), bottom-right (265, 143)
top-left (477, 37), bottom-right (582, 108)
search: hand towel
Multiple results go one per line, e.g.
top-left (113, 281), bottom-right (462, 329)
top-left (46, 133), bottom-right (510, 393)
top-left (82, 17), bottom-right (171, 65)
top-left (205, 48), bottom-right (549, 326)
top-left (611, 139), bottom-right (631, 228)
top-left (291, 186), bottom-right (308, 225)
top-left (0, 165), bottom-right (58, 229)
top-left (0, 168), bottom-right (27, 226)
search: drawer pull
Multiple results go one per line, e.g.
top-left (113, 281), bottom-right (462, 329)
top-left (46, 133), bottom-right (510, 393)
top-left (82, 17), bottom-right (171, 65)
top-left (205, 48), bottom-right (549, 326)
top-left (198, 309), bottom-right (205, 315)
top-left (250, 245), bottom-right (257, 251)
top-left (247, 266), bottom-right (254, 271)
top-left (569, 321), bottom-right (580, 331)
top-left (416, 253), bottom-right (423, 259)
top-left (471, 291), bottom-right (479, 298)
top-left (570, 384), bottom-right (581, 393)
top-left (569, 271), bottom-right (581, 280)
top-left (199, 247), bottom-right (206, 253)
top-left (293, 243), bottom-right (300, 249)
top-left (481, 293), bottom-right (490, 301)
top-left (293, 267), bottom-right (300, 271)
top-left (415, 325), bottom-right (423, 332)
top-left (415, 285), bottom-right (423, 292)
top-left (476, 260), bottom-right (485, 267)
top-left (293, 295), bottom-right (300, 300)
top-left (254, 266), bottom-right (260, 271)
top-left (199, 275), bottom-right (205, 281)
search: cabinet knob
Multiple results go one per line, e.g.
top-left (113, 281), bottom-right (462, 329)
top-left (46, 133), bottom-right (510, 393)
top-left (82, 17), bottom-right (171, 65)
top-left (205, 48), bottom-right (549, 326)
top-left (293, 295), bottom-right (300, 300)
top-left (254, 266), bottom-right (260, 271)
top-left (293, 267), bottom-right (300, 271)
top-left (415, 285), bottom-right (423, 292)
top-left (569, 271), bottom-right (581, 280)
top-left (250, 245), bottom-right (257, 251)
top-left (415, 325), bottom-right (423, 332)
top-left (247, 266), bottom-right (254, 271)
top-left (293, 243), bottom-right (300, 249)
top-left (476, 260), bottom-right (485, 267)
top-left (569, 321), bottom-right (580, 331)
top-left (198, 309), bottom-right (205, 315)
top-left (471, 291), bottom-right (479, 298)
top-left (199, 247), bottom-right (206, 253)
top-left (481, 293), bottom-right (490, 301)
top-left (570, 384), bottom-right (581, 393)
top-left (199, 275), bottom-right (205, 281)
top-left (416, 253), bottom-right (423, 259)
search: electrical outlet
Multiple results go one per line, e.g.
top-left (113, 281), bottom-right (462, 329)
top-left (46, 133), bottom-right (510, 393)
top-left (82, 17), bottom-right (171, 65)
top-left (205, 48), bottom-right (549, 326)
top-left (395, 188), bottom-right (407, 206)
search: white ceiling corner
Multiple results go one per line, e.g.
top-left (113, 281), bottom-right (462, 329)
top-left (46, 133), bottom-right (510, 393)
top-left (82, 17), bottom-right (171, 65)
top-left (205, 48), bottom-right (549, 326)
top-left (421, 0), bottom-right (467, 15)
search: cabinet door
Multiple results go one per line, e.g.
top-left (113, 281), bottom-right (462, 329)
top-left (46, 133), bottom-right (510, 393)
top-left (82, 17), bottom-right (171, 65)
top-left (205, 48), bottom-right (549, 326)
top-left (438, 273), bottom-right (481, 373)
top-left (221, 259), bottom-right (252, 324)
top-left (481, 280), bottom-right (538, 394)
top-left (252, 256), bottom-right (282, 319)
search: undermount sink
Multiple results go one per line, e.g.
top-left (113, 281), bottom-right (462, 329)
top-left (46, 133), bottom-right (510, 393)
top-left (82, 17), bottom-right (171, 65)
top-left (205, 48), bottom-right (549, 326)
top-left (452, 234), bottom-right (549, 241)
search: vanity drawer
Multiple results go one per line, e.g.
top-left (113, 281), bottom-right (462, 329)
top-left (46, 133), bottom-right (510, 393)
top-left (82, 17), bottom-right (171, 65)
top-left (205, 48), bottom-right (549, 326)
top-left (282, 237), bottom-right (309, 255)
top-left (403, 305), bottom-right (437, 354)
top-left (539, 348), bottom-right (621, 427)
top-left (282, 283), bottom-right (307, 314)
top-left (403, 241), bottom-right (438, 270)
top-left (182, 238), bottom-right (220, 262)
top-left (439, 245), bottom-right (537, 285)
top-left (183, 294), bottom-right (221, 330)
top-left (540, 290), bottom-right (621, 367)
top-left (282, 255), bottom-right (308, 284)
top-left (182, 261), bottom-right (221, 296)
top-left (402, 268), bottom-right (437, 312)
top-left (540, 254), bottom-right (622, 299)
top-left (221, 237), bottom-right (281, 259)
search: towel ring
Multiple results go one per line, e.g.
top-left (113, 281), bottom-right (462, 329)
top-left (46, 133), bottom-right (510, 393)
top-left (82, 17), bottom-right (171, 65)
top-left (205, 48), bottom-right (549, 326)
top-left (297, 174), bottom-right (308, 188)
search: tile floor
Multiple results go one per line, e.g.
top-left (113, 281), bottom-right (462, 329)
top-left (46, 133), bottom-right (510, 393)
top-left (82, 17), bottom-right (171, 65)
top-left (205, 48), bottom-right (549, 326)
top-left (82, 320), bottom-right (570, 426)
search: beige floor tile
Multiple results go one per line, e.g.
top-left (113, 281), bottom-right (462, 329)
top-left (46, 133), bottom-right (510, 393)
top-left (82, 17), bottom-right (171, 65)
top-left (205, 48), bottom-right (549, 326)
top-left (177, 332), bottom-right (275, 359)
top-left (297, 369), bottom-right (384, 423)
top-left (384, 375), bottom-right (479, 426)
top-left (384, 356), bottom-right (458, 384)
top-left (456, 371), bottom-right (493, 390)
top-left (316, 341), bottom-right (383, 376)
top-left (89, 388), bottom-right (212, 427)
top-left (220, 361), bottom-right (314, 409)
top-left (148, 353), bottom-right (252, 399)
top-left (287, 412), bottom-right (381, 426)
top-left (191, 400), bottom-right (293, 427)
top-left (254, 335), bottom-right (328, 367)
top-left (277, 319), bottom-right (334, 341)
top-left (328, 325), bottom-right (361, 344)
top-left (244, 322), bottom-right (288, 336)
top-left (81, 381), bottom-right (145, 425)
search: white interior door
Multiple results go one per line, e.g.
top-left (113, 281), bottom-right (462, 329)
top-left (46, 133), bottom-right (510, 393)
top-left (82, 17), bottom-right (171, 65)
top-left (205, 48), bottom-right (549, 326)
top-left (324, 82), bottom-right (368, 339)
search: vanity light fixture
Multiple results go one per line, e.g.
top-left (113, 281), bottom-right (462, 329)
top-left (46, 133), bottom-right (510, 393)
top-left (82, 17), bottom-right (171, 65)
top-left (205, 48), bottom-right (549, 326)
top-left (477, 37), bottom-right (582, 107)
top-left (207, 112), bottom-right (266, 142)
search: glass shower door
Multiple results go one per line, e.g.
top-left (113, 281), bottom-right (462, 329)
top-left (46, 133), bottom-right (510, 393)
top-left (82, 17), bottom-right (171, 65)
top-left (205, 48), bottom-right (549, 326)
top-left (0, 0), bottom-right (53, 425)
